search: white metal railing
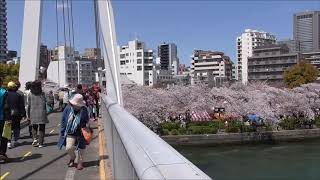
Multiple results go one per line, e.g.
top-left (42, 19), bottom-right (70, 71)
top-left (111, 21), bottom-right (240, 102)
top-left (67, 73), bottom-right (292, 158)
top-left (101, 95), bottom-right (212, 180)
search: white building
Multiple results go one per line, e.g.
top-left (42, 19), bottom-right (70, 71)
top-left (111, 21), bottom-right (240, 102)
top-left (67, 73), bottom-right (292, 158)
top-left (118, 40), bottom-right (156, 86)
top-left (191, 50), bottom-right (232, 86)
top-left (158, 43), bottom-right (179, 75)
top-left (237, 29), bottom-right (276, 84)
top-left (47, 45), bottom-right (96, 87)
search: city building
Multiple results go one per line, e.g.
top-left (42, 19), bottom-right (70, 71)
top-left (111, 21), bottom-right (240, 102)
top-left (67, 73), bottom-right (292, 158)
top-left (118, 40), bottom-right (156, 86)
top-left (47, 46), bottom-right (96, 87)
top-left (302, 51), bottom-right (320, 79)
top-left (237, 29), bottom-right (276, 84)
top-left (75, 59), bottom-right (95, 86)
top-left (278, 39), bottom-right (298, 53)
top-left (84, 48), bottom-right (103, 68)
top-left (248, 44), bottom-right (298, 82)
top-left (190, 50), bottom-right (233, 86)
top-left (294, 11), bottom-right (320, 53)
top-left (40, 44), bottom-right (51, 68)
top-left (7, 50), bottom-right (17, 60)
top-left (158, 42), bottom-right (179, 75)
top-left (231, 63), bottom-right (237, 81)
top-left (0, 0), bottom-right (7, 61)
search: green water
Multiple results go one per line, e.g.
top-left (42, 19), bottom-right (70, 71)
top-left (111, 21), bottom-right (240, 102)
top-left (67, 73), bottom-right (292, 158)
top-left (176, 140), bottom-right (320, 180)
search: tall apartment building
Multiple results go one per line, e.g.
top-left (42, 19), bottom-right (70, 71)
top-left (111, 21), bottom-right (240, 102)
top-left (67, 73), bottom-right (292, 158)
top-left (191, 50), bottom-right (232, 86)
top-left (294, 11), bottom-right (320, 53)
top-left (84, 48), bottom-right (101, 58)
top-left (40, 44), bottom-right (51, 68)
top-left (158, 42), bottom-right (179, 75)
top-left (237, 29), bottom-right (276, 84)
top-left (248, 44), bottom-right (298, 82)
top-left (118, 40), bottom-right (156, 86)
top-left (0, 0), bottom-right (7, 61)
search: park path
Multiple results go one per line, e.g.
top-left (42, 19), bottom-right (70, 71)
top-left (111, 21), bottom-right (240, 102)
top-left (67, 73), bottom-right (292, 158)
top-left (0, 112), bottom-right (100, 180)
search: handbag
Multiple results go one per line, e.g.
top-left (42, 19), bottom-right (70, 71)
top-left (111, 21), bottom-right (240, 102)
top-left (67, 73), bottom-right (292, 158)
top-left (2, 121), bottom-right (12, 140)
top-left (81, 126), bottom-right (92, 145)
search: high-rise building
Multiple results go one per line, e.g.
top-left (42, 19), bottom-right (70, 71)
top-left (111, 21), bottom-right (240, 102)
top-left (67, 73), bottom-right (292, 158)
top-left (191, 50), bottom-right (232, 86)
top-left (84, 48), bottom-right (101, 58)
top-left (7, 50), bottom-right (17, 60)
top-left (0, 0), bottom-right (7, 61)
top-left (237, 29), bottom-right (276, 84)
top-left (39, 44), bottom-right (51, 68)
top-left (294, 11), bottom-right (320, 53)
top-left (248, 44), bottom-right (298, 82)
top-left (278, 39), bottom-right (298, 53)
top-left (118, 40), bottom-right (156, 86)
top-left (158, 42), bottom-right (179, 75)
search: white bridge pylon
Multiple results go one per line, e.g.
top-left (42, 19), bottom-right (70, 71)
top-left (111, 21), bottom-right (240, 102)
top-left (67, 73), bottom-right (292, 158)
top-left (19, 0), bottom-right (122, 105)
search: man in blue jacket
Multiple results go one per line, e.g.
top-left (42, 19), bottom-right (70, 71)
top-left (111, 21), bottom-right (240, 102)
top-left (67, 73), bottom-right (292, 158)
top-left (0, 77), bottom-right (10, 162)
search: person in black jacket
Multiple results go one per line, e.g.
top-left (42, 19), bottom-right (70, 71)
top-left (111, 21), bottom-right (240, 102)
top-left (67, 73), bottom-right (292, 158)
top-left (7, 81), bottom-right (25, 148)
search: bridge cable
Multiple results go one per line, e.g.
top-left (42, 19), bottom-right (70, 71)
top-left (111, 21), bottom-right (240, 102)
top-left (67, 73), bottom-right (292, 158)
top-left (66, 0), bottom-right (72, 60)
top-left (70, 0), bottom-right (75, 59)
top-left (94, 0), bottom-right (102, 68)
top-left (62, 0), bottom-right (68, 60)
top-left (55, 0), bottom-right (60, 85)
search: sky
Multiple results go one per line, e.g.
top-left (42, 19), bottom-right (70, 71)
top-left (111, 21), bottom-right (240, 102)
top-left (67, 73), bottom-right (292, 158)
top-left (7, 0), bottom-right (320, 65)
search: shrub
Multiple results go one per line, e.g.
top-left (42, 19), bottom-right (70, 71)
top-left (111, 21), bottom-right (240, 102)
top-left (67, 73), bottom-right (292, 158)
top-left (188, 126), bottom-right (217, 135)
top-left (189, 126), bottom-right (203, 134)
top-left (315, 116), bottom-right (320, 128)
top-left (178, 128), bottom-right (187, 135)
top-left (279, 117), bottom-right (297, 130)
top-left (170, 129), bottom-right (179, 135)
top-left (208, 121), bottom-right (224, 129)
top-left (226, 121), bottom-right (241, 133)
top-left (160, 122), bottom-right (180, 131)
top-left (162, 129), bottom-right (169, 136)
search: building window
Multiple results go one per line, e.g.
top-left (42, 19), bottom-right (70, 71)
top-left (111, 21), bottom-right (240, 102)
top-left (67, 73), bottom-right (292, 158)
top-left (120, 54), bottom-right (125, 59)
top-left (137, 52), bottom-right (142, 57)
top-left (137, 59), bottom-right (142, 64)
top-left (120, 61), bottom-right (125, 65)
top-left (137, 66), bottom-right (142, 71)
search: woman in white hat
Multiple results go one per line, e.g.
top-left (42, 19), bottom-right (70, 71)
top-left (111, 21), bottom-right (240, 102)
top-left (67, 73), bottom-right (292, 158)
top-left (57, 94), bottom-right (89, 170)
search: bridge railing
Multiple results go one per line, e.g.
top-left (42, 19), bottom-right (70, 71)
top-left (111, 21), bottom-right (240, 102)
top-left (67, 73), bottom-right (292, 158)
top-left (101, 95), bottom-right (212, 180)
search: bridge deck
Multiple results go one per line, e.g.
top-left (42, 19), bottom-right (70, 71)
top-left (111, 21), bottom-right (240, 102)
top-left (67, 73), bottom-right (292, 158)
top-left (0, 112), bottom-right (100, 180)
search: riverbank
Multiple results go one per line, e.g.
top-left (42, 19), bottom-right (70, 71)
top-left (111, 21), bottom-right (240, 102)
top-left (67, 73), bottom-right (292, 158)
top-left (162, 128), bottom-right (320, 146)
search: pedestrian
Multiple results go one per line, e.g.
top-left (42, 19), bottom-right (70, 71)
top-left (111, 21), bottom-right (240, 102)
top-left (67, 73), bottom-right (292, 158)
top-left (6, 81), bottom-right (25, 148)
top-left (0, 78), bottom-right (10, 162)
top-left (58, 94), bottom-right (89, 170)
top-left (24, 81), bottom-right (33, 137)
top-left (28, 80), bottom-right (48, 148)
top-left (62, 89), bottom-right (70, 111)
top-left (58, 90), bottom-right (64, 111)
top-left (46, 90), bottom-right (55, 112)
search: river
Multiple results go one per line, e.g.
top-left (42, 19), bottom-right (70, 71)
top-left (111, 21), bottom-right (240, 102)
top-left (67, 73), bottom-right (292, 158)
top-left (176, 140), bottom-right (320, 180)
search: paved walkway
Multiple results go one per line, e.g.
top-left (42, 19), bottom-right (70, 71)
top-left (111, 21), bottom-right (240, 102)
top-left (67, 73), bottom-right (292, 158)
top-left (0, 112), bottom-right (100, 180)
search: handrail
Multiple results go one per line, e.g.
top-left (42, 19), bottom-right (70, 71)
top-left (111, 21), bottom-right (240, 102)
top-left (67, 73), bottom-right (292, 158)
top-left (102, 95), bottom-right (212, 180)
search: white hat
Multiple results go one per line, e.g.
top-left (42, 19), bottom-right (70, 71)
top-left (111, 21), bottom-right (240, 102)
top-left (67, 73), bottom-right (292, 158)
top-left (69, 94), bottom-right (86, 107)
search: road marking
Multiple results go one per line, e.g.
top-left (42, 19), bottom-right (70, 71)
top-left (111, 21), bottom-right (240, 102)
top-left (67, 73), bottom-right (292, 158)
top-left (49, 129), bottom-right (55, 134)
top-left (0, 172), bottom-right (10, 180)
top-left (21, 151), bottom-right (32, 160)
top-left (65, 168), bottom-right (76, 180)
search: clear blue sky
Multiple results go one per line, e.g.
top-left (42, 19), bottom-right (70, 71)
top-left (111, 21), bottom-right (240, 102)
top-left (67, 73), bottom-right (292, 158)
top-left (7, 0), bottom-right (320, 65)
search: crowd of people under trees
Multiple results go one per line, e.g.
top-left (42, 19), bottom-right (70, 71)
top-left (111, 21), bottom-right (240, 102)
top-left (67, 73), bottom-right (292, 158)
top-left (0, 77), bottom-right (101, 170)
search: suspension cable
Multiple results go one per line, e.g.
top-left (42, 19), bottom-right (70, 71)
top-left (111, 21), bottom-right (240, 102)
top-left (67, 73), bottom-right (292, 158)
top-left (70, 0), bottom-right (75, 59)
top-left (94, 0), bottom-right (102, 67)
top-left (55, 0), bottom-right (60, 85)
top-left (66, 0), bottom-right (72, 60)
top-left (62, 0), bottom-right (68, 60)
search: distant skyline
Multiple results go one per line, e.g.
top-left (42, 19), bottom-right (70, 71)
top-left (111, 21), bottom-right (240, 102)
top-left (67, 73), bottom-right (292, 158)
top-left (7, 1), bottom-right (320, 65)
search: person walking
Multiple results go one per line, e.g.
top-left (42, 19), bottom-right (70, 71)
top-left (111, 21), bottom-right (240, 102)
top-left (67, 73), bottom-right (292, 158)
top-left (6, 81), bottom-right (25, 148)
top-left (0, 78), bottom-right (10, 162)
top-left (28, 80), bottom-right (48, 148)
top-left (46, 91), bottom-right (55, 112)
top-left (24, 81), bottom-right (33, 137)
top-left (58, 94), bottom-right (89, 170)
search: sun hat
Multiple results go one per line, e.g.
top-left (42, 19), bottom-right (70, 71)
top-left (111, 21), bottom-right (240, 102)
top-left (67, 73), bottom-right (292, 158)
top-left (69, 94), bottom-right (86, 107)
top-left (7, 81), bottom-right (17, 89)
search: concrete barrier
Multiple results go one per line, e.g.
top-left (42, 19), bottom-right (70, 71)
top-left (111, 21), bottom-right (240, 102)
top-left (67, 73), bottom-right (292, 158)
top-left (161, 128), bottom-right (320, 146)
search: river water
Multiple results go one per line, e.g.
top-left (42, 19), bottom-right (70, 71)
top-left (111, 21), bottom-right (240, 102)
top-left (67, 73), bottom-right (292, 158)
top-left (176, 140), bottom-right (320, 180)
